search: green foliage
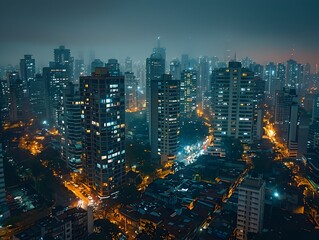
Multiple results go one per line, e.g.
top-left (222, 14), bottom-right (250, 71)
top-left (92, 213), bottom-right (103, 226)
top-left (117, 185), bottom-right (140, 205)
top-left (180, 118), bottom-right (209, 146)
top-left (87, 219), bottom-right (121, 240)
top-left (222, 136), bottom-right (243, 161)
top-left (252, 151), bottom-right (274, 173)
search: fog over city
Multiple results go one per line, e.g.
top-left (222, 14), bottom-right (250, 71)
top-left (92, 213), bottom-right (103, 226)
top-left (1, 0), bottom-right (319, 67)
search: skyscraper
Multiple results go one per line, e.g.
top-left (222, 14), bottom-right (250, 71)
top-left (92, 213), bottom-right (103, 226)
top-left (0, 142), bottom-right (10, 223)
top-left (264, 62), bottom-right (277, 103)
top-left (180, 69), bottom-right (197, 118)
top-left (210, 62), bottom-right (255, 156)
top-left (43, 66), bottom-right (70, 125)
top-left (197, 56), bottom-right (210, 110)
top-left (146, 45), bottom-right (165, 126)
top-left (150, 74), bottom-right (180, 165)
top-left (74, 59), bottom-right (86, 84)
top-left (125, 57), bottom-right (133, 72)
top-left (54, 45), bottom-right (73, 81)
top-left (274, 88), bottom-right (299, 157)
top-left (80, 67), bottom-right (125, 197)
top-left (124, 71), bottom-right (138, 111)
top-left (237, 175), bottom-right (265, 240)
top-left (29, 73), bottom-right (46, 120)
top-left (105, 59), bottom-right (121, 77)
top-left (0, 79), bottom-right (10, 124)
top-left (91, 59), bottom-right (104, 73)
top-left (181, 54), bottom-right (189, 71)
top-left (60, 83), bottom-right (82, 172)
top-left (169, 59), bottom-right (181, 80)
top-left (286, 59), bottom-right (304, 94)
top-left (8, 72), bottom-right (29, 121)
top-left (277, 63), bottom-right (286, 87)
top-left (19, 54), bottom-right (35, 95)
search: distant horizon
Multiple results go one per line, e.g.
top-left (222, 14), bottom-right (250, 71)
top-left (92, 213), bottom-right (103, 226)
top-left (0, 41), bottom-right (317, 73)
top-left (1, 0), bottom-right (318, 70)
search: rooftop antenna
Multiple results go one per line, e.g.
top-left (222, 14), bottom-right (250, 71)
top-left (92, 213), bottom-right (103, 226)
top-left (157, 36), bottom-right (161, 48)
top-left (234, 52), bottom-right (237, 61)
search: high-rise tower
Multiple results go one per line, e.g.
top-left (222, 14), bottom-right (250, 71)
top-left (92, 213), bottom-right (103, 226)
top-left (210, 62), bottom-right (255, 156)
top-left (146, 40), bottom-right (165, 127)
top-left (80, 68), bottom-right (125, 197)
top-left (180, 69), bottom-right (197, 118)
top-left (20, 54), bottom-right (35, 95)
top-left (60, 83), bottom-right (82, 172)
top-left (150, 74), bottom-right (180, 165)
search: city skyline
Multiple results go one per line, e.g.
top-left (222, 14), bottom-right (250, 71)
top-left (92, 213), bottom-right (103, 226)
top-left (1, 0), bottom-right (319, 67)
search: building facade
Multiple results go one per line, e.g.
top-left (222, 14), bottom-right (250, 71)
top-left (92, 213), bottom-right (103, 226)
top-left (237, 175), bottom-right (265, 240)
top-left (210, 61), bottom-right (255, 156)
top-left (80, 68), bottom-right (125, 197)
top-left (150, 74), bottom-right (180, 165)
top-left (180, 69), bottom-right (197, 119)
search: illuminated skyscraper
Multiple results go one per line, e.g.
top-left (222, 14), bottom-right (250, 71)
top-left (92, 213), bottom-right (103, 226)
top-left (29, 73), bottom-right (46, 120)
top-left (286, 59), bottom-right (304, 93)
top-left (43, 66), bottom-right (69, 125)
top-left (274, 88), bottom-right (299, 157)
top-left (0, 142), bottom-right (10, 223)
top-left (19, 54), bottom-right (35, 95)
top-left (60, 83), bottom-right (82, 172)
top-left (8, 72), bottom-right (29, 121)
top-left (150, 74), bottom-right (180, 165)
top-left (54, 45), bottom-right (73, 81)
top-left (180, 69), bottom-right (197, 118)
top-left (210, 62), bottom-right (255, 156)
top-left (105, 59), bottom-right (121, 77)
top-left (0, 79), bottom-right (9, 124)
top-left (80, 68), bottom-right (125, 197)
top-left (74, 59), bottom-right (86, 84)
top-left (124, 71), bottom-right (138, 111)
top-left (146, 43), bottom-right (165, 126)
top-left (197, 56), bottom-right (210, 110)
top-left (264, 62), bottom-right (276, 101)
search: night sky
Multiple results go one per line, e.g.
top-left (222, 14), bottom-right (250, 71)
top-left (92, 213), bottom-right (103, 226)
top-left (1, 0), bottom-right (319, 67)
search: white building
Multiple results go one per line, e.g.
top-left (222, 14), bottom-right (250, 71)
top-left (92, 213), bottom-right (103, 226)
top-left (237, 175), bottom-right (265, 240)
top-left (210, 61), bottom-right (255, 156)
top-left (150, 74), bottom-right (180, 165)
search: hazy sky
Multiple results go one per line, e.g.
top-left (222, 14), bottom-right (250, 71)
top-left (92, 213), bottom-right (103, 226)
top-left (1, 0), bottom-right (319, 68)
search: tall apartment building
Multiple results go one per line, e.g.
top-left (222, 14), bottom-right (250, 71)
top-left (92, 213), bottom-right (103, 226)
top-left (237, 175), bottom-right (265, 240)
top-left (210, 61), bottom-right (255, 156)
top-left (146, 49), bottom-right (165, 126)
top-left (43, 66), bottom-right (69, 125)
top-left (80, 68), bottom-right (125, 197)
top-left (286, 59), bottom-right (303, 94)
top-left (150, 74), bottom-right (180, 165)
top-left (0, 142), bottom-right (10, 223)
top-left (19, 54), bottom-right (35, 97)
top-left (124, 71), bottom-right (138, 111)
top-left (29, 73), bottom-right (46, 120)
top-left (60, 83), bottom-right (82, 172)
top-left (274, 88), bottom-right (299, 157)
top-left (54, 45), bottom-right (74, 81)
top-left (180, 69), bottom-right (197, 119)
top-left (169, 59), bottom-right (181, 80)
top-left (8, 72), bottom-right (29, 121)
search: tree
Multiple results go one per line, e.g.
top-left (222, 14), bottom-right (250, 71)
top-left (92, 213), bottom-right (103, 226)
top-left (252, 151), bottom-right (274, 173)
top-left (222, 136), bottom-right (243, 161)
